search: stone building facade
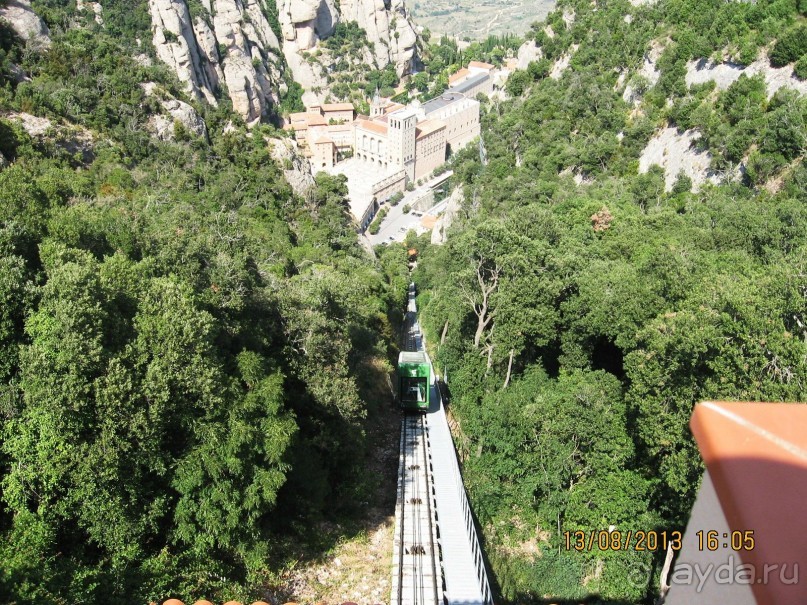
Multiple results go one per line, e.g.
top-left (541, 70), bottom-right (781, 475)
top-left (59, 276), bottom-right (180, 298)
top-left (285, 61), bottom-right (491, 225)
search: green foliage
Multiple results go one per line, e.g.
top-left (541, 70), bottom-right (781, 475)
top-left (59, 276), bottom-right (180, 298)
top-left (0, 10), bottom-right (404, 603)
top-left (368, 206), bottom-right (388, 234)
top-left (770, 24), bottom-right (807, 67)
top-left (795, 54), bottom-right (807, 79)
top-left (413, 2), bottom-right (807, 602)
top-left (505, 69), bottom-right (530, 97)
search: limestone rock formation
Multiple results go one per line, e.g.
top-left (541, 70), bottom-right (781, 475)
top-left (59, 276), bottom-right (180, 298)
top-left (0, 0), bottom-right (50, 48)
top-left (639, 127), bottom-right (720, 192)
top-left (516, 40), bottom-right (542, 70)
top-left (141, 82), bottom-right (208, 140)
top-left (148, 0), bottom-right (285, 124)
top-left (77, 0), bottom-right (104, 26)
top-left (338, 0), bottom-right (418, 75)
top-left (431, 187), bottom-right (463, 245)
top-left (149, 0), bottom-right (218, 106)
top-left (277, 0), bottom-right (419, 104)
top-left (270, 138), bottom-right (315, 197)
top-left (163, 98), bottom-right (208, 138)
top-left (278, 0), bottom-right (336, 51)
top-left (147, 0), bottom-right (420, 120)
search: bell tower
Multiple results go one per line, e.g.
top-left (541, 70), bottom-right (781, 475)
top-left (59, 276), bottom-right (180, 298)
top-left (370, 87), bottom-right (385, 118)
top-left (388, 108), bottom-right (417, 182)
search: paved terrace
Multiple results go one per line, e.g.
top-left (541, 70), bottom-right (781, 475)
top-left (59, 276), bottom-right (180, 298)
top-left (368, 172), bottom-right (453, 245)
top-left (325, 158), bottom-right (402, 226)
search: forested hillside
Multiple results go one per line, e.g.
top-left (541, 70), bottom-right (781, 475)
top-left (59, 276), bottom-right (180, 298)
top-left (414, 0), bottom-right (807, 602)
top-left (0, 2), bottom-right (408, 603)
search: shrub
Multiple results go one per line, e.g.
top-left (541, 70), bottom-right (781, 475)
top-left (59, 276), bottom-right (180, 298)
top-left (770, 26), bottom-right (807, 67)
top-left (402, 204), bottom-right (412, 214)
top-left (794, 55), bottom-right (807, 80)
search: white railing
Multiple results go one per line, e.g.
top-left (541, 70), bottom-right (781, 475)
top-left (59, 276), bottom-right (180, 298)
top-left (417, 319), bottom-right (492, 603)
top-left (430, 381), bottom-right (493, 605)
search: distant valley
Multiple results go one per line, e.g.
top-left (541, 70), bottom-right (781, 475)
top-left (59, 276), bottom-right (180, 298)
top-left (410, 0), bottom-right (556, 38)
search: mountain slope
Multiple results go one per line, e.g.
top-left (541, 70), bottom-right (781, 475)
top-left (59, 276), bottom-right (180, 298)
top-left (146, 0), bottom-right (420, 121)
top-left (0, 2), bottom-right (407, 603)
top-left (413, 0), bottom-right (807, 602)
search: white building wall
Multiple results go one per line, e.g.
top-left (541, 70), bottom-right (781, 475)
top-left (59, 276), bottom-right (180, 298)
top-left (354, 126), bottom-right (389, 168)
top-left (415, 128), bottom-right (447, 180)
top-left (428, 98), bottom-right (481, 153)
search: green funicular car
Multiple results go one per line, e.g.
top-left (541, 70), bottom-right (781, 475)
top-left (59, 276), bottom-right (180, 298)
top-left (398, 351), bottom-right (431, 412)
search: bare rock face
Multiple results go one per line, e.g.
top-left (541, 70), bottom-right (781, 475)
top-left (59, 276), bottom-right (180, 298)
top-left (77, 0), bottom-right (104, 25)
top-left (0, 0), bottom-right (51, 48)
top-left (338, 0), bottom-right (417, 75)
top-left (431, 187), bottom-right (463, 245)
top-left (148, 0), bottom-right (285, 124)
top-left (163, 98), bottom-right (208, 138)
top-left (276, 0), bottom-right (336, 105)
top-left (279, 0), bottom-right (336, 49)
top-left (148, 0), bottom-right (420, 119)
top-left (516, 40), bottom-right (542, 70)
top-left (212, 0), bottom-right (284, 124)
top-left (141, 82), bottom-right (208, 140)
top-left (277, 0), bottom-right (418, 104)
top-left (149, 0), bottom-right (218, 106)
top-left (270, 137), bottom-right (315, 197)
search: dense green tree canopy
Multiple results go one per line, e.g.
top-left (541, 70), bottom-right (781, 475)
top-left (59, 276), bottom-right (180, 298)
top-left (413, 0), bottom-right (807, 602)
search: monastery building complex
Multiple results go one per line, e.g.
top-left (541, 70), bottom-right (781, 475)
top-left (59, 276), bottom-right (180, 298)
top-left (286, 62), bottom-right (496, 229)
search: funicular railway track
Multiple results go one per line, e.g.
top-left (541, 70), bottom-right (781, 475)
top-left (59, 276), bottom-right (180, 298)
top-left (392, 284), bottom-right (492, 605)
top-left (392, 303), bottom-right (441, 605)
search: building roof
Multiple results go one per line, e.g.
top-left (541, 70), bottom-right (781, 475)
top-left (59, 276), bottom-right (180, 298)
top-left (321, 102), bottom-right (355, 112)
top-left (356, 119), bottom-right (389, 135)
top-left (422, 91), bottom-right (469, 115)
top-left (389, 107), bottom-right (419, 121)
top-left (449, 68), bottom-right (470, 84)
top-left (416, 119), bottom-right (446, 139)
top-left (311, 134), bottom-right (334, 145)
top-left (468, 60), bottom-right (495, 71)
top-left (384, 102), bottom-right (406, 114)
top-left (289, 111), bottom-right (321, 122)
top-left (449, 72), bottom-right (490, 95)
top-left (690, 401), bottom-right (807, 605)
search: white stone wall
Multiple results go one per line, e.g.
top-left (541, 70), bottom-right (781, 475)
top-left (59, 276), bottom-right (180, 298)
top-left (355, 126), bottom-right (390, 168)
top-left (415, 128), bottom-right (447, 180)
top-left (429, 99), bottom-right (480, 153)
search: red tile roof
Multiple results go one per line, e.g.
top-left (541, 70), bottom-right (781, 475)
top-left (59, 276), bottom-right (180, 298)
top-left (321, 102), bottom-right (355, 112)
top-left (468, 60), bottom-right (495, 70)
top-left (449, 68), bottom-right (470, 84)
top-left (415, 119), bottom-right (446, 140)
top-left (356, 119), bottom-right (388, 135)
top-left (691, 401), bottom-right (807, 605)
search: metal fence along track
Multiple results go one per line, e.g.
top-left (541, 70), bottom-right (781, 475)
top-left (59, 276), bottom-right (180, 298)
top-left (391, 284), bottom-right (492, 605)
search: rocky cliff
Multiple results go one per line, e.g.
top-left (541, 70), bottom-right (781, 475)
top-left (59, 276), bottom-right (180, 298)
top-left (148, 0), bottom-right (286, 125)
top-left (147, 0), bottom-right (419, 120)
top-left (331, 0), bottom-right (417, 75)
top-left (0, 0), bottom-right (50, 48)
